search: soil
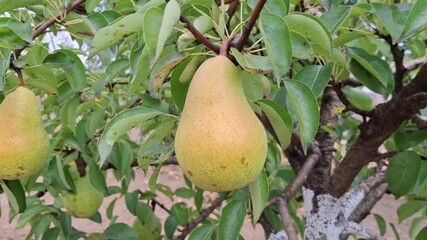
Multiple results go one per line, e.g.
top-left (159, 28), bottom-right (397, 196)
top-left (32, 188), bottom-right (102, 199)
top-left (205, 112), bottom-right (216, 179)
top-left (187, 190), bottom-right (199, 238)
top-left (0, 165), bottom-right (420, 239)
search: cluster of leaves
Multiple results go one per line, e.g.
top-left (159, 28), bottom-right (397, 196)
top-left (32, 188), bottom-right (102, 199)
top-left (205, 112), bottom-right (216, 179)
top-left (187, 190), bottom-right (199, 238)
top-left (0, 0), bottom-right (426, 239)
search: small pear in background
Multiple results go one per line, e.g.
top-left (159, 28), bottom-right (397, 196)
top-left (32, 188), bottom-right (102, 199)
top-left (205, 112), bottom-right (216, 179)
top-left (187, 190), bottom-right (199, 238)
top-left (175, 56), bottom-right (268, 192)
top-left (0, 87), bottom-right (50, 180)
top-left (62, 165), bottom-right (104, 218)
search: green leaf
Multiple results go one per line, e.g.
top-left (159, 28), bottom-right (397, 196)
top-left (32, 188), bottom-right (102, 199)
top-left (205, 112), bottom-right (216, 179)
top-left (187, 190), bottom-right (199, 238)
top-left (248, 0), bottom-right (289, 17)
top-left (284, 13), bottom-right (332, 57)
top-left (0, 0), bottom-right (43, 13)
top-left (394, 127), bottom-right (427, 151)
top-left (89, 164), bottom-right (108, 194)
top-left (93, 58), bottom-right (129, 94)
top-left (154, 0), bottom-right (180, 63)
top-left (171, 57), bottom-right (195, 111)
top-left (397, 200), bottom-right (427, 223)
top-left (171, 203), bottom-right (189, 226)
top-left (33, 214), bottom-right (54, 238)
top-left (373, 214), bottom-right (386, 236)
top-left (259, 13), bottom-right (292, 83)
top-left (349, 47), bottom-right (393, 88)
top-left (103, 223), bottom-right (138, 240)
top-left (416, 227), bottom-right (427, 240)
top-left (0, 180), bottom-right (26, 213)
top-left (149, 47), bottom-right (186, 98)
top-left (42, 227), bottom-right (60, 240)
top-left (164, 216), bottom-right (178, 239)
top-left (44, 50), bottom-right (87, 91)
top-left (143, 7), bottom-right (163, 65)
top-left (219, 200), bottom-right (247, 240)
top-left (349, 59), bottom-right (390, 96)
top-left (8, 19), bottom-right (32, 43)
top-left (284, 80), bottom-right (319, 152)
top-left (386, 151), bottom-right (421, 197)
top-left (294, 65), bottom-right (331, 98)
top-left (86, 0), bottom-right (102, 13)
top-left (372, 3), bottom-right (407, 43)
top-left (98, 108), bottom-right (163, 166)
top-left (319, 5), bottom-right (352, 35)
top-left (0, 48), bottom-right (11, 91)
top-left (90, 13), bottom-right (144, 57)
top-left (342, 86), bottom-right (374, 111)
top-left (400, 0), bottom-right (427, 41)
top-left (189, 224), bottom-right (215, 240)
top-left (249, 169), bottom-right (269, 226)
top-left (230, 48), bottom-right (272, 74)
top-left (129, 45), bottom-right (151, 94)
top-left (23, 65), bottom-right (58, 94)
top-left (242, 71), bottom-right (266, 102)
top-left (257, 99), bottom-right (292, 149)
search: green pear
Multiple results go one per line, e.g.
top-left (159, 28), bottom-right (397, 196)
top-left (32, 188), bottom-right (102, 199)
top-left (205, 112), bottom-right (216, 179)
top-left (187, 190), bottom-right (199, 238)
top-left (0, 87), bottom-right (50, 180)
top-left (175, 56), bottom-right (268, 192)
top-left (63, 171), bottom-right (104, 218)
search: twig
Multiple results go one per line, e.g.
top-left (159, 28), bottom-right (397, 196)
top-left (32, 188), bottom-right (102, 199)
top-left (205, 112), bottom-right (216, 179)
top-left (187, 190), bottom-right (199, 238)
top-left (127, 97), bottom-right (142, 109)
top-left (282, 142), bottom-right (321, 200)
top-left (177, 195), bottom-right (225, 240)
top-left (150, 198), bottom-right (171, 214)
top-left (226, 0), bottom-right (239, 33)
top-left (376, 32), bottom-right (406, 92)
top-left (277, 199), bottom-right (298, 240)
top-left (231, 0), bottom-right (267, 51)
top-left (179, 15), bottom-right (220, 54)
top-left (32, 0), bottom-right (87, 39)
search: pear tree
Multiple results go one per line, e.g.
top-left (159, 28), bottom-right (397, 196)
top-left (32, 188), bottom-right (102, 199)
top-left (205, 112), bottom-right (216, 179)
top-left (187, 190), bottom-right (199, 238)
top-left (0, 0), bottom-right (427, 239)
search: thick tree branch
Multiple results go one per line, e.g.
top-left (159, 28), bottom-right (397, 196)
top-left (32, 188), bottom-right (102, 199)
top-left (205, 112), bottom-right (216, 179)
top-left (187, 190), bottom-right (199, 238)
top-left (326, 63), bottom-right (427, 197)
top-left (310, 87), bottom-right (340, 192)
top-left (177, 195), bottom-right (225, 240)
top-left (411, 115), bottom-right (427, 130)
top-left (231, 0), bottom-right (267, 51)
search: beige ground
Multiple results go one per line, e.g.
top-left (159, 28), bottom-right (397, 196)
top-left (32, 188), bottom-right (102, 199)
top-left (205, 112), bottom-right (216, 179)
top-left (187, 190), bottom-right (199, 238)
top-left (0, 165), bottom-right (418, 239)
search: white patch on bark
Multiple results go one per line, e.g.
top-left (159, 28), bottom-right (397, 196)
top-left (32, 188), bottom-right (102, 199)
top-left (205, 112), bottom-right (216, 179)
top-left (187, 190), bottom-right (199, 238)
top-left (268, 230), bottom-right (288, 240)
top-left (303, 187), bottom-right (385, 240)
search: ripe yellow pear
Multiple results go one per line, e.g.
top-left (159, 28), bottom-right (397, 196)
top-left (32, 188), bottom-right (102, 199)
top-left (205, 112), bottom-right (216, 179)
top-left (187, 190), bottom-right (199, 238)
top-left (175, 56), bottom-right (268, 192)
top-left (63, 170), bottom-right (104, 218)
top-left (0, 86), bottom-right (50, 180)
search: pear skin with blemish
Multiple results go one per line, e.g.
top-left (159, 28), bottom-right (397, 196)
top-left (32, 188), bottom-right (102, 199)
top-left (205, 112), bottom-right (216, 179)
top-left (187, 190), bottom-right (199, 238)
top-left (0, 87), bottom-right (50, 180)
top-left (175, 56), bottom-right (268, 192)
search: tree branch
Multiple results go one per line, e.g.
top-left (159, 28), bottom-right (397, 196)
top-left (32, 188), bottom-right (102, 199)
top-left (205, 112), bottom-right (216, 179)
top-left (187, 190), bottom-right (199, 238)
top-left (179, 15), bottom-right (220, 54)
top-left (326, 63), bottom-right (427, 197)
top-left (411, 115), bottom-right (427, 130)
top-left (33, 0), bottom-right (87, 40)
top-left (231, 0), bottom-right (267, 51)
top-left (282, 141), bottom-right (321, 200)
top-left (177, 195), bottom-right (225, 240)
top-left (277, 200), bottom-right (298, 240)
top-left (377, 32), bottom-right (406, 92)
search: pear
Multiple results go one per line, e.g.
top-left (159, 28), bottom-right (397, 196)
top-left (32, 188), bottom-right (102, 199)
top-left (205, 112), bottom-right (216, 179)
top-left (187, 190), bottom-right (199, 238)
top-left (63, 171), bottom-right (104, 218)
top-left (0, 87), bottom-right (50, 180)
top-left (175, 56), bottom-right (268, 192)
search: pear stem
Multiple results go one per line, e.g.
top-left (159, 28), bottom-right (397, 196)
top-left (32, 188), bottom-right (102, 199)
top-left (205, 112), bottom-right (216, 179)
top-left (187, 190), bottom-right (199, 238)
top-left (219, 39), bottom-right (230, 56)
top-left (16, 68), bottom-right (24, 87)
